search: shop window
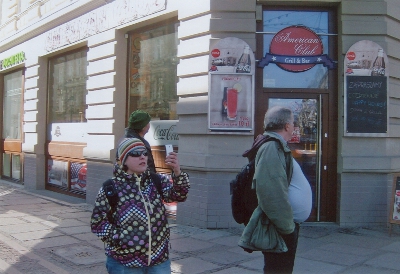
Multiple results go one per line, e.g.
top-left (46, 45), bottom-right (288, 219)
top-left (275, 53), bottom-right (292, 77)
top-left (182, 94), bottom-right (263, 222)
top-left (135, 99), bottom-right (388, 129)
top-left (128, 20), bottom-right (179, 120)
top-left (46, 48), bottom-right (88, 197)
top-left (48, 48), bottom-right (88, 123)
top-left (2, 153), bottom-right (11, 177)
top-left (262, 11), bottom-right (329, 88)
top-left (47, 158), bottom-right (87, 195)
top-left (2, 153), bottom-right (22, 181)
top-left (3, 70), bottom-right (22, 139)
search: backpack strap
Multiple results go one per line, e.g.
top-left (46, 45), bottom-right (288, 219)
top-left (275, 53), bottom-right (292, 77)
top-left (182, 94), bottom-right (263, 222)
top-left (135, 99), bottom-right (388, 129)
top-left (149, 172), bottom-right (163, 198)
top-left (102, 179), bottom-right (118, 223)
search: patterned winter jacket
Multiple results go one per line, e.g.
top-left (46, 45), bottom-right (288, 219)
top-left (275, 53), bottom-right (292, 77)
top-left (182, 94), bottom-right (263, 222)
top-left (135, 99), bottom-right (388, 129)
top-left (90, 164), bottom-right (190, 268)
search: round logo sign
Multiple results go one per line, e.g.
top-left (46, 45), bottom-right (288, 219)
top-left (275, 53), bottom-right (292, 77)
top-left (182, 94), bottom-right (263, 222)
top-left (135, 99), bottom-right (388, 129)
top-left (346, 51), bottom-right (356, 61)
top-left (269, 26), bottom-right (323, 72)
top-left (211, 49), bottom-right (220, 58)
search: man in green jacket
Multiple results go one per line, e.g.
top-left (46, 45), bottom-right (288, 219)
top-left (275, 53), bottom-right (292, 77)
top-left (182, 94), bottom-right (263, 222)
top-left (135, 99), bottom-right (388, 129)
top-left (256, 106), bottom-right (296, 273)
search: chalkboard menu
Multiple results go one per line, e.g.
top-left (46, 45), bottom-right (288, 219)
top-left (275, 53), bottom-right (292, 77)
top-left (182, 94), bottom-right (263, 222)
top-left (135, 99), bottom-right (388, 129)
top-left (346, 75), bottom-right (387, 133)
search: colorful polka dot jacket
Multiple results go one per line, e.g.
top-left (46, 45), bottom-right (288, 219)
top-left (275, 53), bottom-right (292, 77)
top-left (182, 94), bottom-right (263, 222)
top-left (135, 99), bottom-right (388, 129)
top-left (90, 164), bottom-right (190, 268)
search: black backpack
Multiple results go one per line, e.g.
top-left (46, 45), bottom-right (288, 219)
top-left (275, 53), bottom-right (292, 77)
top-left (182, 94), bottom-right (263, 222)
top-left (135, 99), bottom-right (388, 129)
top-left (103, 172), bottom-right (162, 223)
top-left (230, 135), bottom-right (290, 226)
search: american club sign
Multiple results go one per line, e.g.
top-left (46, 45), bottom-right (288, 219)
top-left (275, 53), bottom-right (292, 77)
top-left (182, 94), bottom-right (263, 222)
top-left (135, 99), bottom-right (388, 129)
top-left (258, 25), bottom-right (336, 72)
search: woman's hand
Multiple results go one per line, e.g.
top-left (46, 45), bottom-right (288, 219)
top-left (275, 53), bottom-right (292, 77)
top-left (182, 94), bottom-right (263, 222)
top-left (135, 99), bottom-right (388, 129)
top-left (165, 151), bottom-right (181, 176)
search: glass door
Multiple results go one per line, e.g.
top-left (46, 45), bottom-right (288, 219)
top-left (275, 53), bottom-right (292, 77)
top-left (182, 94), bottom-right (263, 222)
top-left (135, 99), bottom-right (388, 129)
top-left (269, 98), bottom-right (321, 221)
top-left (2, 70), bottom-right (23, 183)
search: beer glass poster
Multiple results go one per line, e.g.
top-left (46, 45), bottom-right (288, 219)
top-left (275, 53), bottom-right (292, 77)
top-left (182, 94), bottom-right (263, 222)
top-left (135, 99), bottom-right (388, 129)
top-left (208, 37), bottom-right (255, 131)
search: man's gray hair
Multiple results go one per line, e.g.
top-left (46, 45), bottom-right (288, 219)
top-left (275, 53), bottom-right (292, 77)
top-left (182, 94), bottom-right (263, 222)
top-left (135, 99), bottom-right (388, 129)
top-left (264, 106), bottom-right (293, 131)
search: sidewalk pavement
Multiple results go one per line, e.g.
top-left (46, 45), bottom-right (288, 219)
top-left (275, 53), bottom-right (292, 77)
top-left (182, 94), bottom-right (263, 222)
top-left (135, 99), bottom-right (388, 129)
top-left (1, 180), bottom-right (400, 274)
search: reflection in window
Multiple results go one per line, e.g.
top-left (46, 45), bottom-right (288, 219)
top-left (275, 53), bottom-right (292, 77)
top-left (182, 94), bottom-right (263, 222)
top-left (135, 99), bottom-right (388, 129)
top-left (48, 49), bottom-right (88, 123)
top-left (128, 21), bottom-right (179, 120)
top-left (263, 11), bottom-right (329, 88)
top-left (3, 70), bottom-right (22, 139)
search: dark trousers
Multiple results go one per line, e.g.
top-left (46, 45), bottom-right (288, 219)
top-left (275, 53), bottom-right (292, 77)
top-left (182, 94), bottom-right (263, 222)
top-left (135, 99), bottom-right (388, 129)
top-left (263, 223), bottom-right (300, 274)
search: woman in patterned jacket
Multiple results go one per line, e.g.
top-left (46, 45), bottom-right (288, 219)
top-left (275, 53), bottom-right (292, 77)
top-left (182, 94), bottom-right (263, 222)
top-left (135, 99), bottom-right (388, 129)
top-left (91, 138), bottom-right (190, 274)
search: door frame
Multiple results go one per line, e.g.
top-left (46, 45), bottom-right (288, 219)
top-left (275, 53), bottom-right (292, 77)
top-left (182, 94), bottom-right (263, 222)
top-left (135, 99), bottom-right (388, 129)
top-left (255, 6), bottom-right (338, 222)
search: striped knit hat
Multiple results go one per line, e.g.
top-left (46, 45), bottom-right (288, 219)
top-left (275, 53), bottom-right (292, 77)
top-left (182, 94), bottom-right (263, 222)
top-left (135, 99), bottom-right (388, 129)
top-left (117, 138), bottom-right (146, 165)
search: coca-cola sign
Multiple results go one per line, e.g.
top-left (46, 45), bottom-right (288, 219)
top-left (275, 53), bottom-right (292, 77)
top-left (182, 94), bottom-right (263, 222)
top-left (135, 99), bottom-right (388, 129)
top-left (146, 120), bottom-right (179, 146)
top-left (258, 25), bottom-right (336, 72)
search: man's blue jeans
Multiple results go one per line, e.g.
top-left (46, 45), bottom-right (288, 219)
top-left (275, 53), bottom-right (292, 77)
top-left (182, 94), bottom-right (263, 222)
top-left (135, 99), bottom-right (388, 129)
top-left (106, 256), bottom-right (171, 274)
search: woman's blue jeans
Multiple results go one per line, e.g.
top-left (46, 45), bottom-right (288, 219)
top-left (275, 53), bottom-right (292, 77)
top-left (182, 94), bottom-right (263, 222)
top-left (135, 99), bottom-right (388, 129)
top-left (106, 256), bottom-right (171, 274)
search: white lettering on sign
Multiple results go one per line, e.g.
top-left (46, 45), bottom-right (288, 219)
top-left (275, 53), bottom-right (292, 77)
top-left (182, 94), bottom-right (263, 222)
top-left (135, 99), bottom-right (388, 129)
top-left (274, 32), bottom-right (320, 44)
top-left (45, 0), bottom-right (166, 52)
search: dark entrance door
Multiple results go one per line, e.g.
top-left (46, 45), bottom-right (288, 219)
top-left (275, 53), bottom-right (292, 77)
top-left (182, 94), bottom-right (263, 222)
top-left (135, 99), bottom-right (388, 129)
top-left (256, 7), bottom-right (338, 222)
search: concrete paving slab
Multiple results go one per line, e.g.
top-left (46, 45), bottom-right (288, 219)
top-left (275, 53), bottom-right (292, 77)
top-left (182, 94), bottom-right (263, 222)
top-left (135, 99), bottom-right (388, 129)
top-left (19, 215), bottom-right (47, 223)
top-left (340, 265), bottom-right (399, 274)
top-left (11, 229), bottom-right (64, 241)
top-left (171, 257), bottom-right (220, 274)
top-left (20, 235), bottom-right (81, 249)
top-left (190, 229), bottom-right (232, 241)
top-left (321, 231), bottom-right (394, 249)
top-left (2, 205), bottom-right (42, 212)
top-left (59, 211), bottom-right (92, 219)
top-left (73, 232), bottom-right (100, 243)
top-left (212, 267), bottom-right (260, 274)
top-left (238, 257), bottom-right (264, 271)
top-left (0, 223), bottom-right (52, 234)
top-left (52, 244), bottom-right (105, 265)
top-left (364, 252), bottom-right (400, 271)
top-left (317, 242), bottom-right (379, 256)
top-left (381, 241), bottom-right (400, 253)
top-left (0, 217), bottom-right (28, 226)
top-left (56, 225), bottom-right (91, 235)
top-left (227, 245), bottom-right (264, 258)
top-left (197, 249), bottom-right (253, 265)
top-left (52, 219), bottom-right (88, 228)
top-left (293, 257), bottom-right (346, 274)
top-left (0, 257), bottom-right (24, 274)
top-left (298, 247), bottom-right (369, 266)
top-left (209, 235), bottom-right (241, 247)
top-left (296, 236), bottom-right (327, 254)
top-left (0, 211), bottom-right (28, 217)
top-left (171, 237), bottom-right (215, 252)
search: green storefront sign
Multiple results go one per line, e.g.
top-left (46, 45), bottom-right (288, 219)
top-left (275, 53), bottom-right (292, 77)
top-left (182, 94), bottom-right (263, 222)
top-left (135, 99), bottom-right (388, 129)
top-left (0, 52), bottom-right (26, 70)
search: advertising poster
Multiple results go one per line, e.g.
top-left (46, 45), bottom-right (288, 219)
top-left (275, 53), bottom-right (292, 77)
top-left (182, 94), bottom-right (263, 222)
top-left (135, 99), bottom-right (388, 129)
top-left (70, 162), bottom-right (87, 192)
top-left (344, 40), bottom-right (389, 136)
top-left (48, 159), bottom-right (68, 187)
top-left (146, 120), bottom-right (179, 146)
top-left (208, 37), bottom-right (255, 132)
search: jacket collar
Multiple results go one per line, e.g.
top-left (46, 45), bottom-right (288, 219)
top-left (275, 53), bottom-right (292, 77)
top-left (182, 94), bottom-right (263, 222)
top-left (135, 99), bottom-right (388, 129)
top-left (264, 131), bottom-right (291, 152)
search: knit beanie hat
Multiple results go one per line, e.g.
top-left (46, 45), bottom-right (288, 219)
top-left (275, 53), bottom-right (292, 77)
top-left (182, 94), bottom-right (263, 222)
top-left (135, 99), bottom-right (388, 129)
top-left (117, 138), bottom-right (146, 165)
top-left (128, 110), bottom-right (151, 130)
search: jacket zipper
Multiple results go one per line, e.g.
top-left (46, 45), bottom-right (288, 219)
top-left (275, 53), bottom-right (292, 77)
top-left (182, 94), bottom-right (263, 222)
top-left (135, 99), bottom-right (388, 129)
top-left (136, 179), bottom-right (152, 266)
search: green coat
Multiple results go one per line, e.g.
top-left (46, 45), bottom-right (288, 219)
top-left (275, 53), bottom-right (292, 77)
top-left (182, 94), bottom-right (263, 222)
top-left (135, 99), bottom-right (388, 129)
top-left (238, 131), bottom-right (295, 252)
top-left (253, 131), bottom-right (294, 235)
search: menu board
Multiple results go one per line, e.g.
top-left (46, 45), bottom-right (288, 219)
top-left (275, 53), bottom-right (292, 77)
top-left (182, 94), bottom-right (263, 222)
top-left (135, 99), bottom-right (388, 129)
top-left (346, 75), bottom-right (387, 134)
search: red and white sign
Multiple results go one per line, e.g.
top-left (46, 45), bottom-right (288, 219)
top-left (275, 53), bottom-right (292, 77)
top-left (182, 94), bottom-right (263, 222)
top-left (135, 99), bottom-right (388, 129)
top-left (269, 26), bottom-right (323, 72)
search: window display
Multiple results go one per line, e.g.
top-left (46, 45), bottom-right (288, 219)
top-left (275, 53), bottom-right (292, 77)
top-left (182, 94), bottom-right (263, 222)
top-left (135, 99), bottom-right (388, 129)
top-left (48, 48), bottom-right (88, 123)
top-left (3, 70), bottom-right (22, 139)
top-left (128, 21), bottom-right (179, 120)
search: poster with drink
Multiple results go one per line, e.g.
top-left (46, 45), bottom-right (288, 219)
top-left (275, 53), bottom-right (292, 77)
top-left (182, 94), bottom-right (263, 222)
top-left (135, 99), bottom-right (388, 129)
top-left (208, 37), bottom-right (255, 131)
top-left (344, 40), bottom-right (388, 77)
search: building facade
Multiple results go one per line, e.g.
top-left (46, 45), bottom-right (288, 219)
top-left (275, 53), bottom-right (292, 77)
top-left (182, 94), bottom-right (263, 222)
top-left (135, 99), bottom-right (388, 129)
top-left (1, 0), bottom-right (400, 228)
